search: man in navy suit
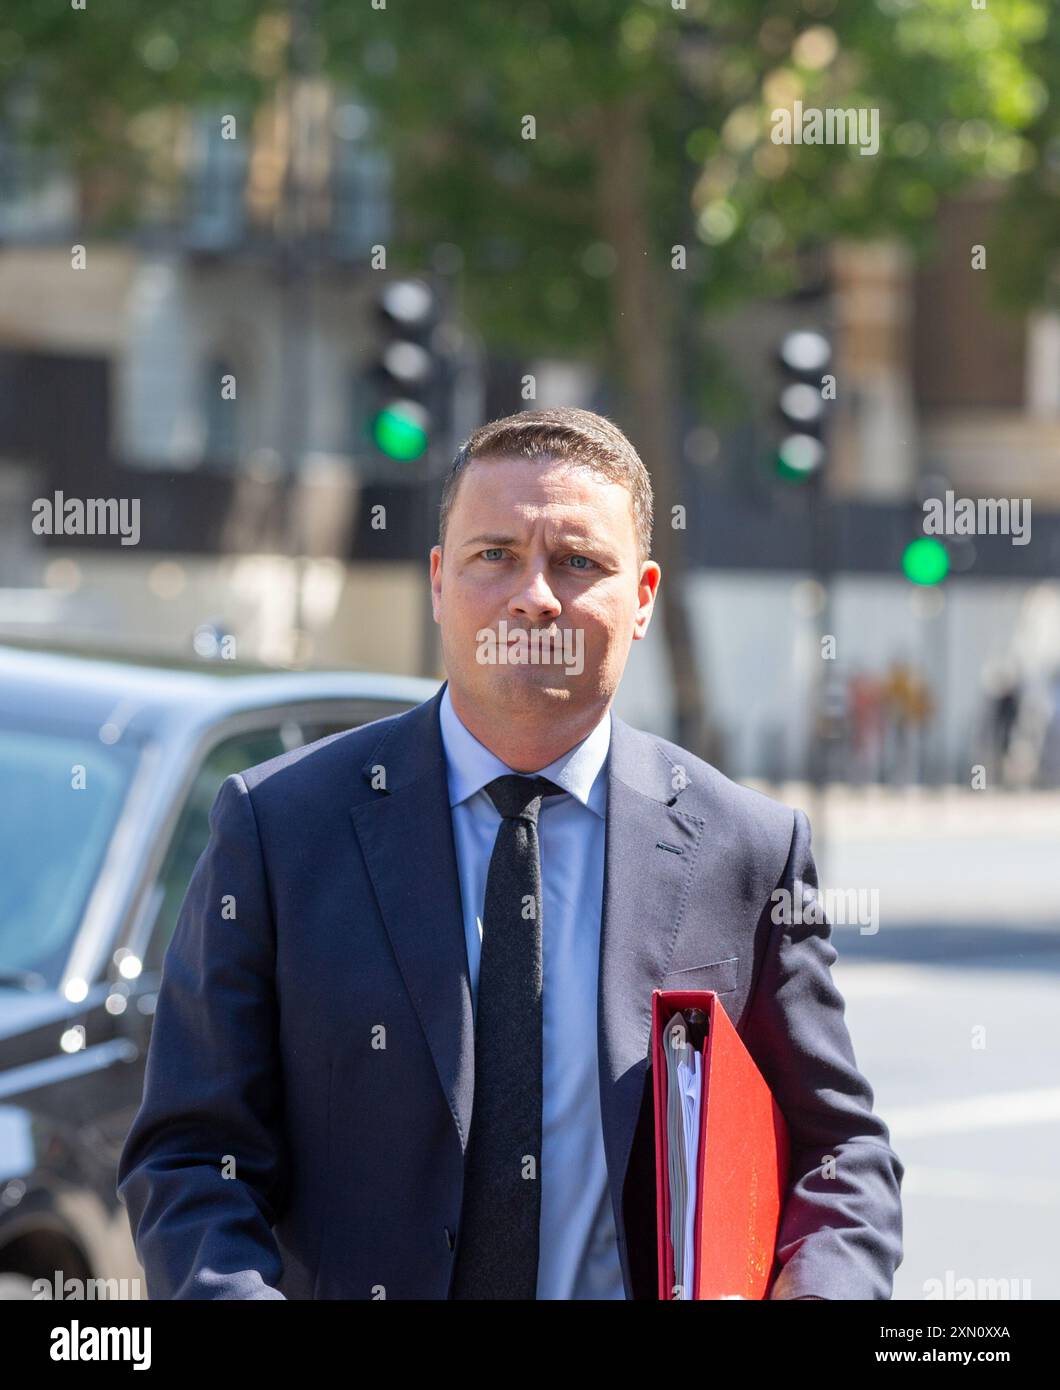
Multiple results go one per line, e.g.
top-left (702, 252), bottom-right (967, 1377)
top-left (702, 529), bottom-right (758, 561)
top-left (117, 405), bottom-right (903, 1299)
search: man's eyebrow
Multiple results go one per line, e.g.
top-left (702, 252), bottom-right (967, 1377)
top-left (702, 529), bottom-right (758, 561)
top-left (461, 533), bottom-right (521, 548)
top-left (461, 532), bottom-right (612, 551)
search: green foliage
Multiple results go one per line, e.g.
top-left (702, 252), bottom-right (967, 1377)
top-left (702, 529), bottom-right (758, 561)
top-left (5, 0), bottom-right (1054, 358)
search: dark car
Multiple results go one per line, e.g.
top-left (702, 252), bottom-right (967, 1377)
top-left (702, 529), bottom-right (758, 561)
top-left (0, 642), bottom-right (439, 1299)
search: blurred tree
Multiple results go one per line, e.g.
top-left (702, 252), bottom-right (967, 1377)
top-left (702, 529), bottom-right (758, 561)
top-left (5, 0), bottom-right (1053, 762)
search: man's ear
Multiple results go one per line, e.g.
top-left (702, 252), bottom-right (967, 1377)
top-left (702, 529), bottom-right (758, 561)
top-left (632, 560), bottom-right (661, 639)
top-left (429, 546), bottom-right (443, 622)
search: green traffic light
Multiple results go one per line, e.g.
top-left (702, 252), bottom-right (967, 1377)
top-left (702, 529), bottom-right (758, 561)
top-left (902, 536), bottom-right (949, 585)
top-left (372, 402), bottom-right (429, 461)
top-left (774, 433), bottom-right (824, 482)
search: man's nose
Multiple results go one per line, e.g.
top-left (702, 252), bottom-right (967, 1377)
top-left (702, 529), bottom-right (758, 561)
top-left (508, 565), bottom-right (561, 618)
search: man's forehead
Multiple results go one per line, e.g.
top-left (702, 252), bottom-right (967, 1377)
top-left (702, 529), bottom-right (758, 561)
top-left (465, 453), bottom-right (613, 488)
top-left (458, 458), bottom-right (629, 518)
top-left (455, 508), bottom-right (624, 550)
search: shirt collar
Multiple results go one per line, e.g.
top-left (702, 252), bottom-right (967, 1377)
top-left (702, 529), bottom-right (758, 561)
top-left (438, 681), bottom-right (610, 819)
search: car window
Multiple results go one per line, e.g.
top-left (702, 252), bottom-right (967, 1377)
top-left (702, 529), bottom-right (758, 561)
top-left (304, 720), bottom-right (359, 740)
top-left (0, 722), bottom-right (139, 988)
top-left (144, 728), bottom-right (293, 970)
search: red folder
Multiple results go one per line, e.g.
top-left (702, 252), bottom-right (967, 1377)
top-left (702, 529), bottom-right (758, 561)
top-left (651, 989), bottom-right (791, 1300)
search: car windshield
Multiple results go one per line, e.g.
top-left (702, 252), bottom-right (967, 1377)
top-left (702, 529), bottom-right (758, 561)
top-left (0, 718), bottom-right (139, 989)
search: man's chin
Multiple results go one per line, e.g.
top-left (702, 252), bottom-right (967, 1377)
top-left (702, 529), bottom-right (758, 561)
top-left (483, 668), bottom-right (581, 703)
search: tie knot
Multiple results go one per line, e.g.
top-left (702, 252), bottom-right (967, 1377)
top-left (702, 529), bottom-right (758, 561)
top-left (485, 773), bottom-right (565, 823)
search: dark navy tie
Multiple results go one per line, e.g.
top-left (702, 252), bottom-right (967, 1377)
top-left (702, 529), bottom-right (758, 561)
top-left (449, 773), bottom-right (565, 1300)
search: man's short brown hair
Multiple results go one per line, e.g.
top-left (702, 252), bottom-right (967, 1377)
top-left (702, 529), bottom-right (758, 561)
top-left (438, 406), bottom-right (654, 566)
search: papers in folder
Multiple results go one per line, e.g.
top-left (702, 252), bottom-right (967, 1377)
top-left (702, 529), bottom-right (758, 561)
top-left (663, 1012), bottom-right (703, 1300)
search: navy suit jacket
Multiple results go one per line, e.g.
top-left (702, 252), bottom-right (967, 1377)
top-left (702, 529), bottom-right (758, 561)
top-left (116, 680), bottom-right (903, 1299)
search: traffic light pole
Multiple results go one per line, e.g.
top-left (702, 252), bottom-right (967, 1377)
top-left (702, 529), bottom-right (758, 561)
top-left (418, 272), bottom-right (456, 680)
top-left (806, 414), bottom-right (833, 872)
top-left (278, 0), bottom-right (321, 662)
top-left (773, 309), bottom-right (834, 858)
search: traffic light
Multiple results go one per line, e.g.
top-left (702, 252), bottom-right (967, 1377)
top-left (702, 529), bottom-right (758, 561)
top-left (902, 536), bottom-right (949, 586)
top-left (362, 276), bottom-right (439, 467)
top-left (772, 328), bottom-right (832, 483)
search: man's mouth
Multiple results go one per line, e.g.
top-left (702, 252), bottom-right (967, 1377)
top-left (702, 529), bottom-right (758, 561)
top-left (507, 625), bottom-right (562, 643)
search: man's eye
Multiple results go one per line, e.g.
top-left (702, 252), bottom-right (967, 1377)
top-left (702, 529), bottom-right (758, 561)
top-left (478, 549), bottom-right (597, 569)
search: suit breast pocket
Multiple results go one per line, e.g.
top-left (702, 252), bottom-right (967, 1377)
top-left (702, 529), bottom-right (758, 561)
top-left (661, 954), bottom-right (739, 995)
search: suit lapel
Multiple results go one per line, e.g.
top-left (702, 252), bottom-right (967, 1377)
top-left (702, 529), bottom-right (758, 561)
top-left (351, 683), bottom-right (477, 1149)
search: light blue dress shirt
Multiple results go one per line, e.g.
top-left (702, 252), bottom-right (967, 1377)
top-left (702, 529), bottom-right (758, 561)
top-left (438, 683), bottom-right (626, 1300)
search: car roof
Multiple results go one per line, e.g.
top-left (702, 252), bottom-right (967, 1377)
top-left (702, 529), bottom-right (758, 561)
top-left (0, 640), bottom-right (441, 735)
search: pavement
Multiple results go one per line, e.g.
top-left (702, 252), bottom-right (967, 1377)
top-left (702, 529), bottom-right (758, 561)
top-left (742, 786), bottom-right (1060, 1300)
